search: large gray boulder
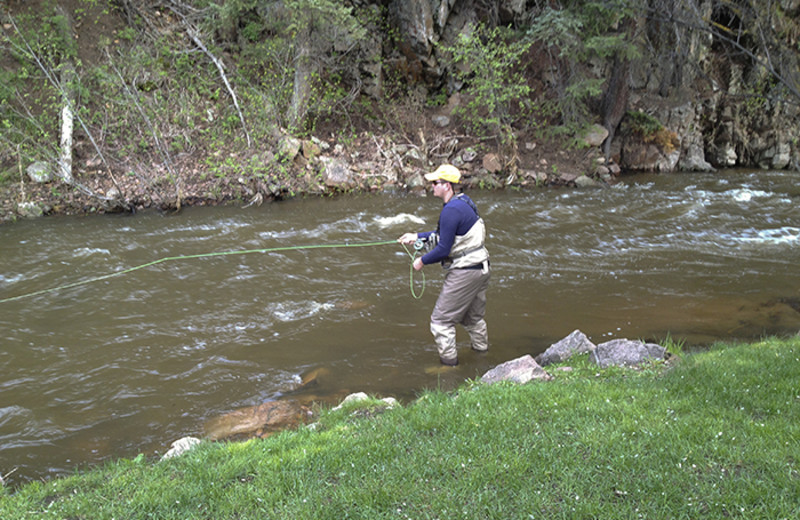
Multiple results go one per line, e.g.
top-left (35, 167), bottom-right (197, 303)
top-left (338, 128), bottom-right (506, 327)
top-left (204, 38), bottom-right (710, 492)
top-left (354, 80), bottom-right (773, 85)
top-left (535, 329), bottom-right (597, 366)
top-left (591, 339), bottom-right (666, 368)
top-left (481, 355), bottom-right (552, 384)
top-left (320, 157), bottom-right (358, 190)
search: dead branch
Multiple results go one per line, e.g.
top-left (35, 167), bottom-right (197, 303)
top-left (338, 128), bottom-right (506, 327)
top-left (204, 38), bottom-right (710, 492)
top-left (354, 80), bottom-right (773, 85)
top-left (105, 48), bottom-right (183, 209)
top-left (166, 2), bottom-right (251, 148)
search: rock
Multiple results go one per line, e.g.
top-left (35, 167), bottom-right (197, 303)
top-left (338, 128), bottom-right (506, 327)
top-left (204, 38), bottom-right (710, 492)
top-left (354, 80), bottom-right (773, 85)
top-left (679, 142), bottom-right (714, 172)
top-left (333, 392), bottom-right (369, 410)
top-left (26, 161), bottom-right (52, 183)
top-left (621, 141), bottom-right (667, 172)
top-left (535, 329), bottom-right (597, 366)
top-left (574, 175), bottom-right (599, 188)
top-left (161, 436), bottom-right (201, 460)
top-left (591, 339), bottom-right (666, 368)
top-left (431, 115), bottom-right (450, 127)
top-left (480, 354), bottom-right (552, 384)
top-left (464, 172), bottom-right (502, 189)
top-left (583, 124), bottom-right (609, 147)
top-left (277, 135), bottom-right (302, 161)
top-left (333, 392), bottom-right (398, 411)
top-left (558, 172), bottom-right (579, 184)
top-left (302, 139), bottom-right (321, 160)
top-left (311, 136), bottom-right (330, 151)
top-left (461, 148), bottom-right (478, 163)
top-left (17, 201), bottom-right (44, 218)
top-left (404, 169), bottom-right (427, 190)
top-left (522, 170), bottom-right (547, 185)
top-left (482, 153), bottom-right (503, 173)
top-left (204, 400), bottom-right (312, 440)
top-left (380, 397), bottom-right (399, 409)
top-left (320, 157), bottom-right (357, 190)
top-left (767, 142), bottom-right (791, 170)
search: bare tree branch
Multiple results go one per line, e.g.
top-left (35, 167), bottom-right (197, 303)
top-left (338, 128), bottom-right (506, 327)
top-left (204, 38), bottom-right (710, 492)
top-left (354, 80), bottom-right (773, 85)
top-left (5, 12), bottom-right (127, 205)
top-left (166, 1), bottom-right (252, 148)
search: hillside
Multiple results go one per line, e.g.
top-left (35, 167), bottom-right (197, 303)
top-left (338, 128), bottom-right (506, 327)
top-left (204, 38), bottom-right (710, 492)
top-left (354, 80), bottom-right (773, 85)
top-left (2, 0), bottom-right (799, 223)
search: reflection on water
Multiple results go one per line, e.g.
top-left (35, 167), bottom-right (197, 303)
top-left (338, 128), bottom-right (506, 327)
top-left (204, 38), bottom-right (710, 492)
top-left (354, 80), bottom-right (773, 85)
top-left (2, 169), bottom-right (800, 485)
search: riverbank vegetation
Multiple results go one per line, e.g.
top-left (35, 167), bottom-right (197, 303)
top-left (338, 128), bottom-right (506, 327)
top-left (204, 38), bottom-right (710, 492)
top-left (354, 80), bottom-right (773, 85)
top-left (2, 1), bottom-right (800, 222)
top-left (2, 336), bottom-right (798, 518)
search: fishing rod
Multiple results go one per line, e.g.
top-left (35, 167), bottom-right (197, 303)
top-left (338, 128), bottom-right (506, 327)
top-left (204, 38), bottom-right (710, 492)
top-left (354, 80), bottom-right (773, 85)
top-left (0, 239), bottom-right (427, 304)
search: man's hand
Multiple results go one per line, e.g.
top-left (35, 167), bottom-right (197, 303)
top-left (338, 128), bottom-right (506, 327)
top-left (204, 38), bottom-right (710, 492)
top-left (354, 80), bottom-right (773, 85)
top-left (397, 232), bottom-right (418, 245)
top-left (413, 257), bottom-right (424, 271)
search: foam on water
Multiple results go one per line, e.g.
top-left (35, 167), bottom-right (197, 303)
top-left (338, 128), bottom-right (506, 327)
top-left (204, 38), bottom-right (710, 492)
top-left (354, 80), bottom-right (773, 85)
top-left (734, 226), bottom-right (800, 246)
top-left (373, 213), bottom-right (426, 228)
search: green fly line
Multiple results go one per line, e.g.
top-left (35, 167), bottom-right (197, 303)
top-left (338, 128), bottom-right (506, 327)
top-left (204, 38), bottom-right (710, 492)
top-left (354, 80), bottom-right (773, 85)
top-left (1, 239), bottom-right (427, 304)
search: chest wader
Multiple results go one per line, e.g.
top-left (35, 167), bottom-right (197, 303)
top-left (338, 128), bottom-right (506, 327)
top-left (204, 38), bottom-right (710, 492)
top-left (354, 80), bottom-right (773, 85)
top-left (429, 196), bottom-right (490, 365)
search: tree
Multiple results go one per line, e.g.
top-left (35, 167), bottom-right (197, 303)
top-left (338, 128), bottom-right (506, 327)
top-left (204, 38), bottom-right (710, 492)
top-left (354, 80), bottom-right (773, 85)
top-left (1, 3), bottom-right (124, 205)
top-left (526, 1), bottom-right (640, 131)
top-left (444, 23), bottom-right (533, 159)
top-left (198, 0), bottom-right (367, 134)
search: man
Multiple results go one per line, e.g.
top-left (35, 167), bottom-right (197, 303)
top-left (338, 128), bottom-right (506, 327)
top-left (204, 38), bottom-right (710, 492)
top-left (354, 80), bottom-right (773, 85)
top-left (398, 164), bottom-right (490, 366)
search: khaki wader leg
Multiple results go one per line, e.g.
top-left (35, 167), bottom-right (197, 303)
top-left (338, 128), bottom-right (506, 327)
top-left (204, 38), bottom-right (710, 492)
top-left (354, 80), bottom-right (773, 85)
top-left (464, 319), bottom-right (488, 352)
top-left (430, 321), bottom-right (458, 365)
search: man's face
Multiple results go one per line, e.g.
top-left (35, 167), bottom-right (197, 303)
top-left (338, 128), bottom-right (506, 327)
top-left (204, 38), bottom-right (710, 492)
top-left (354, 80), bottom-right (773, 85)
top-left (431, 179), bottom-right (449, 198)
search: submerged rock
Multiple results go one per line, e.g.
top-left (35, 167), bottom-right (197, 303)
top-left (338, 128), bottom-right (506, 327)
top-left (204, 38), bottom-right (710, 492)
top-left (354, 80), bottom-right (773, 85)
top-left (204, 400), bottom-right (312, 441)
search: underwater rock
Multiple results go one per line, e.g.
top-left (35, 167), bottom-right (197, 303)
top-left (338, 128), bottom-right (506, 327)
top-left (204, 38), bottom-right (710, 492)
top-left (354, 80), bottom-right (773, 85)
top-left (204, 400), bottom-right (312, 441)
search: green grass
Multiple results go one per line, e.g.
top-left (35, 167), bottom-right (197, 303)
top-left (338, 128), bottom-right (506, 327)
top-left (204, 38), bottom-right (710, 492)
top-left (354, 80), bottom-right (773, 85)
top-left (2, 337), bottom-right (799, 519)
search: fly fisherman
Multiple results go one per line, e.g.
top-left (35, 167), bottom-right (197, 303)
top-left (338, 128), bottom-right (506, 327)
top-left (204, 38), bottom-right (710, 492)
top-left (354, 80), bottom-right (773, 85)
top-left (398, 164), bottom-right (490, 366)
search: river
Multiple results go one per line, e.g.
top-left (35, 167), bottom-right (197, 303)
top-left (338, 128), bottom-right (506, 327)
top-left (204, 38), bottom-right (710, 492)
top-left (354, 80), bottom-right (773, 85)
top-left (2, 169), bottom-right (799, 486)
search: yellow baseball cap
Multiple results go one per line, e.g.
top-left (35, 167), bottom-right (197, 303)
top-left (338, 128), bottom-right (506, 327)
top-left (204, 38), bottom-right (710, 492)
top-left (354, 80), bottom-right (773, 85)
top-left (424, 164), bottom-right (461, 184)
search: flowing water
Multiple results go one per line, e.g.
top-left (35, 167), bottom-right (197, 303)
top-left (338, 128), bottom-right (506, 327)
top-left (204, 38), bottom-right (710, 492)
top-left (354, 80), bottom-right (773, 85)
top-left (2, 169), bottom-right (799, 486)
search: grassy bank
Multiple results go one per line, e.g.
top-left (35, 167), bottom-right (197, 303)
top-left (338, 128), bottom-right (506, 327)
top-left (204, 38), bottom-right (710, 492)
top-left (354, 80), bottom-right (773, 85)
top-left (2, 338), bottom-right (798, 519)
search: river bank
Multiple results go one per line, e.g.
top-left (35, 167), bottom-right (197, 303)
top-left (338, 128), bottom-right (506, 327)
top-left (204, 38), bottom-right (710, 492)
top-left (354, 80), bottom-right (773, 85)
top-left (2, 337), bottom-right (798, 518)
top-left (0, 128), bottom-right (601, 225)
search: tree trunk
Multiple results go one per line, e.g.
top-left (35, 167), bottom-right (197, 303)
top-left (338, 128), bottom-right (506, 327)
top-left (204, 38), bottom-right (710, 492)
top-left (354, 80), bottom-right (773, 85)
top-left (288, 22), bottom-right (313, 132)
top-left (601, 55), bottom-right (630, 161)
top-left (601, 17), bottom-right (636, 161)
top-left (56, 6), bottom-right (76, 184)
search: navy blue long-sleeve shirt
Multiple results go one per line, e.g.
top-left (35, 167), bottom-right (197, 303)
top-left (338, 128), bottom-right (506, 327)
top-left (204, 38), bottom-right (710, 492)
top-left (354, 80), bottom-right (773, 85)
top-left (419, 194), bottom-right (480, 265)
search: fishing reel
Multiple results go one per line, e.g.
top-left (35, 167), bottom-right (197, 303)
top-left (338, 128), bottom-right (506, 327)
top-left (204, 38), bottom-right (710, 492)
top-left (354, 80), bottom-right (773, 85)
top-left (413, 238), bottom-right (425, 251)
